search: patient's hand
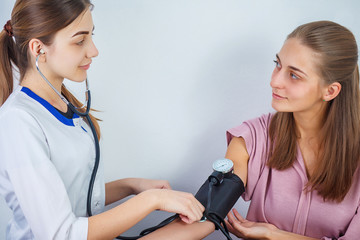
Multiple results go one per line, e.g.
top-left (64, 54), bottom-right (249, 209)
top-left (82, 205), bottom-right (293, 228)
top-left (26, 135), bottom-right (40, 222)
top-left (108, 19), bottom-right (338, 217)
top-left (225, 208), bottom-right (277, 240)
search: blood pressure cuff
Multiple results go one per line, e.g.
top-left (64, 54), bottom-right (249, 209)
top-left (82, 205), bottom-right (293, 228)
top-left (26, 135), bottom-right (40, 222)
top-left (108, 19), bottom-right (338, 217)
top-left (195, 173), bottom-right (245, 220)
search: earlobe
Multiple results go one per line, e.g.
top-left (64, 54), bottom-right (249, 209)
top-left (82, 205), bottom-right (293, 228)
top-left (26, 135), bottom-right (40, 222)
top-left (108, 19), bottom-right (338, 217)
top-left (323, 82), bottom-right (341, 101)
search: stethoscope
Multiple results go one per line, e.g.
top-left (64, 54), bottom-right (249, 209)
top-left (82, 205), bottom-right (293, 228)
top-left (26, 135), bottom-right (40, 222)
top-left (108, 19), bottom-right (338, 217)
top-left (36, 51), bottom-right (100, 217)
top-left (36, 52), bottom-right (177, 239)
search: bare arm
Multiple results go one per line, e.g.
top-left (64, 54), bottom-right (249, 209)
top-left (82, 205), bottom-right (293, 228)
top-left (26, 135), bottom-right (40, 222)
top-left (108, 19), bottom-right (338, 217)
top-left (88, 189), bottom-right (204, 240)
top-left (269, 230), bottom-right (319, 240)
top-left (105, 179), bottom-right (134, 205)
top-left (141, 219), bottom-right (215, 240)
top-left (225, 137), bottom-right (249, 185)
top-left (105, 178), bottom-right (171, 205)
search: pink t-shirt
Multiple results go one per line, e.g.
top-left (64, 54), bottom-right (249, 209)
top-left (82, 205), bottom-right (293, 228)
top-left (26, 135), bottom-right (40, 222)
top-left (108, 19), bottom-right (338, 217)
top-left (227, 113), bottom-right (360, 239)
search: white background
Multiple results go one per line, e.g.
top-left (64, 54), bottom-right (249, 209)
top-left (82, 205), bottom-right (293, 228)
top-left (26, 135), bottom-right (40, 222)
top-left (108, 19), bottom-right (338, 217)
top-left (1, 0), bottom-right (359, 239)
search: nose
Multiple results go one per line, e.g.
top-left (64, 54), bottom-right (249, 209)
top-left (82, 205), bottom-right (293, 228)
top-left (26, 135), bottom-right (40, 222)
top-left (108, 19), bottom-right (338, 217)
top-left (87, 39), bottom-right (99, 58)
top-left (270, 68), bottom-right (284, 89)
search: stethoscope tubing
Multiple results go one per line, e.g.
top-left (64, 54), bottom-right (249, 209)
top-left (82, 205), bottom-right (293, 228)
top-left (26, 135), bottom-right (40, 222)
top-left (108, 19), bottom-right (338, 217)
top-left (68, 94), bottom-right (100, 217)
top-left (36, 53), bottom-right (99, 217)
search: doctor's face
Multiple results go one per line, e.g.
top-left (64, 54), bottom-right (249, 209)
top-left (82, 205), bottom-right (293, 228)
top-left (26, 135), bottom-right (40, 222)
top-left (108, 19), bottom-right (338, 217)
top-left (42, 8), bottom-right (99, 83)
top-left (270, 38), bottom-right (325, 115)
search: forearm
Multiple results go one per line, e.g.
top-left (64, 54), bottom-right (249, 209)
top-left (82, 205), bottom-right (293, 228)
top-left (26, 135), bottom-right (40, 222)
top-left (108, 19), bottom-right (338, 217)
top-left (268, 229), bottom-right (319, 240)
top-left (88, 190), bottom-right (157, 240)
top-left (141, 218), bottom-right (215, 240)
top-left (105, 178), bottom-right (137, 205)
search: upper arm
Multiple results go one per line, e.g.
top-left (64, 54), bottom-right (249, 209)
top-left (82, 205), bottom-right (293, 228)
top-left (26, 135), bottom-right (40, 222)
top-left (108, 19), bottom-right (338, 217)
top-left (225, 137), bottom-right (249, 186)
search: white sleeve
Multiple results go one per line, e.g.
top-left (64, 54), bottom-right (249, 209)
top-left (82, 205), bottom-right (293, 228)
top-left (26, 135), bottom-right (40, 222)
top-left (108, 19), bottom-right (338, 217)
top-left (0, 108), bottom-right (88, 239)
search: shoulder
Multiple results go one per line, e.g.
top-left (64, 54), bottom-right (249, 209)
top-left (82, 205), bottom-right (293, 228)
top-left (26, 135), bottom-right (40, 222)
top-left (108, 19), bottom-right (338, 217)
top-left (248, 112), bottom-right (273, 129)
top-left (0, 87), bottom-right (43, 131)
top-left (227, 112), bottom-right (274, 138)
top-left (226, 113), bottom-right (274, 158)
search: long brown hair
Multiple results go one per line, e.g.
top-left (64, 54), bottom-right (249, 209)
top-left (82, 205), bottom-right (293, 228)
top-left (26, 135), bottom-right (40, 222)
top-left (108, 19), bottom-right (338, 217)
top-left (268, 21), bottom-right (360, 202)
top-left (0, 0), bottom-right (100, 139)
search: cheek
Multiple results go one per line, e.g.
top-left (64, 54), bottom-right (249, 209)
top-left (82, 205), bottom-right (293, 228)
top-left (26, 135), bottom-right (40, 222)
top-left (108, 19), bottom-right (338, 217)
top-left (53, 47), bottom-right (82, 68)
top-left (289, 84), bottom-right (319, 104)
top-left (59, 55), bottom-right (83, 76)
top-left (288, 87), bottom-right (307, 104)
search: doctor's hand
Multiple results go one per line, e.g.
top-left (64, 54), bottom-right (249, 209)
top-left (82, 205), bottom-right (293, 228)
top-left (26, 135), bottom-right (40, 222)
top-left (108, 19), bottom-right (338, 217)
top-left (131, 178), bottom-right (171, 195)
top-left (225, 209), bottom-right (278, 240)
top-left (146, 188), bottom-right (205, 224)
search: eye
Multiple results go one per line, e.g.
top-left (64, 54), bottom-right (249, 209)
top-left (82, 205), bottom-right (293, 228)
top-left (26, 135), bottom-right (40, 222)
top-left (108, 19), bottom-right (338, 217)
top-left (76, 39), bottom-right (85, 45)
top-left (290, 72), bottom-right (300, 80)
top-left (273, 60), bottom-right (281, 69)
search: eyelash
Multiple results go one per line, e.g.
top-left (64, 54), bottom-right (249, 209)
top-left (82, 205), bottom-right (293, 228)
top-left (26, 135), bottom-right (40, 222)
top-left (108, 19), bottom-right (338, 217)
top-left (76, 39), bottom-right (85, 45)
top-left (290, 72), bottom-right (299, 80)
top-left (273, 60), bottom-right (300, 80)
top-left (273, 60), bottom-right (281, 68)
top-left (76, 33), bottom-right (94, 46)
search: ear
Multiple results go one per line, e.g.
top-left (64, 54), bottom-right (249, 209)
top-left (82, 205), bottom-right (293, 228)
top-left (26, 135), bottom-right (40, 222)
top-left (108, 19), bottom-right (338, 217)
top-left (322, 82), bottom-right (341, 102)
top-left (28, 38), bottom-right (45, 59)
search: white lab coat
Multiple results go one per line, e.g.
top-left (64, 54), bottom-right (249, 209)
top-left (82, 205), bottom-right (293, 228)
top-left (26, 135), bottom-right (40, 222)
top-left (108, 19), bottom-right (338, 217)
top-left (0, 86), bottom-right (105, 239)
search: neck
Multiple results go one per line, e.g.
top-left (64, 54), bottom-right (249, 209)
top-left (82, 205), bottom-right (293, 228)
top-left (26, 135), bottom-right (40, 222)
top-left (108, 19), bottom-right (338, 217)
top-left (293, 103), bottom-right (328, 140)
top-left (21, 67), bottom-right (68, 112)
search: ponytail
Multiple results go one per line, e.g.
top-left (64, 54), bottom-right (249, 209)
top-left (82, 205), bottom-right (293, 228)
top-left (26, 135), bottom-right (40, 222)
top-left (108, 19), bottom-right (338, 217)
top-left (355, 64), bottom-right (359, 88)
top-left (0, 22), bottom-right (18, 105)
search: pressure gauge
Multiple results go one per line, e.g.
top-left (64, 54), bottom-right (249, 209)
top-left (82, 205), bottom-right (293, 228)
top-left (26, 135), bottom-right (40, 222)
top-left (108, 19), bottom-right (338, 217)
top-left (212, 158), bottom-right (234, 174)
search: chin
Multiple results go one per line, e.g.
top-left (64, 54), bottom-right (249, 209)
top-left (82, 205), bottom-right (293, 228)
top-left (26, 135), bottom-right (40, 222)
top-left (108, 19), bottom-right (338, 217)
top-left (271, 102), bottom-right (290, 112)
top-left (67, 74), bottom-right (87, 83)
top-left (271, 101), bottom-right (280, 111)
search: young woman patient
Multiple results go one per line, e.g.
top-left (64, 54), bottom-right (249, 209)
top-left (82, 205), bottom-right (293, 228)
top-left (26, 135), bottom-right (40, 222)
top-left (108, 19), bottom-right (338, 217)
top-left (146, 20), bottom-right (360, 240)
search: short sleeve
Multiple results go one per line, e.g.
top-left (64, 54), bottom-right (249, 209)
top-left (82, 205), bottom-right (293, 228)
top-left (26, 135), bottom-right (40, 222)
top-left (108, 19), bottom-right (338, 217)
top-left (0, 108), bottom-right (88, 239)
top-left (226, 113), bottom-right (273, 201)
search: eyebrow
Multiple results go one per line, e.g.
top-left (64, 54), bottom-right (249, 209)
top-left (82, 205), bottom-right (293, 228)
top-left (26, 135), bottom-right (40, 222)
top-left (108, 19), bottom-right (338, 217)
top-left (72, 26), bottom-right (95, 37)
top-left (276, 54), bottom-right (308, 77)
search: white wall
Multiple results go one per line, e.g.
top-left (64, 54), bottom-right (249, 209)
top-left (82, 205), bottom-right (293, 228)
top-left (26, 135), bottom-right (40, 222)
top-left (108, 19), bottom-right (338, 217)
top-left (1, 0), bottom-right (359, 239)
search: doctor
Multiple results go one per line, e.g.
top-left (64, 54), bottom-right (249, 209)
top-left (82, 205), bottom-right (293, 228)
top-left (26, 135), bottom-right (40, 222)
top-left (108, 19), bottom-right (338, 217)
top-left (0, 0), bottom-right (204, 239)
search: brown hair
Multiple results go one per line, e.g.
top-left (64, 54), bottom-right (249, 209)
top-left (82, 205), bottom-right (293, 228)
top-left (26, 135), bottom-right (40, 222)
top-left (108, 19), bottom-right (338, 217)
top-left (268, 21), bottom-right (359, 202)
top-left (0, 0), bottom-right (100, 139)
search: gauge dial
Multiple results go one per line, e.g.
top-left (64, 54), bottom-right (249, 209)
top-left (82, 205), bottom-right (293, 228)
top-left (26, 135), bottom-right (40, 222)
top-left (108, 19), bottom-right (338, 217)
top-left (212, 158), bottom-right (234, 173)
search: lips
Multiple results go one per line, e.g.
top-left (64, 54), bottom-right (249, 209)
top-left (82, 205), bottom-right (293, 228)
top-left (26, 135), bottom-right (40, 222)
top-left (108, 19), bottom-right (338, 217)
top-left (272, 92), bottom-right (287, 100)
top-left (79, 62), bottom-right (91, 70)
